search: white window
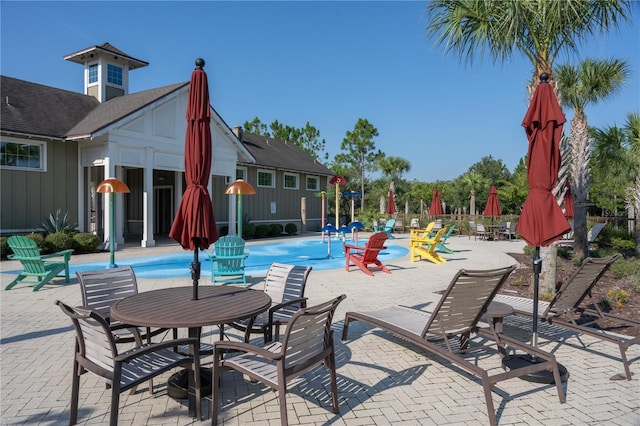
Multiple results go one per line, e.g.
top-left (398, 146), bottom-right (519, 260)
top-left (236, 167), bottom-right (247, 181)
top-left (107, 64), bottom-right (123, 86)
top-left (0, 141), bottom-right (46, 171)
top-left (257, 169), bottom-right (275, 188)
top-left (284, 173), bottom-right (298, 190)
top-left (306, 175), bottom-right (320, 191)
top-left (88, 64), bottom-right (98, 84)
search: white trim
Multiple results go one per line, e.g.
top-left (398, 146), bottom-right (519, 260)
top-left (283, 172), bottom-right (299, 190)
top-left (0, 139), bottom-right (47, 172)
top-left (257, 168), bottom-right (275, 188)
top-left (306, 175), bottom-right (320, 191)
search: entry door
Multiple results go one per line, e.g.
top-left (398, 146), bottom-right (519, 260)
top-left (154, 186), bottom-right (174, 234)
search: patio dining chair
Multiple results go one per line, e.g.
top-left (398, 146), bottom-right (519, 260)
top-left (342, 265), bottom-right (566, 426)
top-left (225, 263), bottom-right (312, 343)
top-left (56, 301), bottom-right (202, 425)
top-left (212, 294), bottom-right (346, 426)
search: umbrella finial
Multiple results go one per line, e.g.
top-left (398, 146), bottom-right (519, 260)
top-left (539, 72), bottom-right (550, 83)
top-left (195, 58), bottom-right (205, 69)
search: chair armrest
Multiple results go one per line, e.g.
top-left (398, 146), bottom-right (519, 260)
top-left (41, 249), bottom-right (74, 260)
top-left (116, 337), bottom-right (199, 362)
top-left (214, 340), bottom-right (283, 361)
top-left (343, 243), bottom-right (364, 251)
top-left (211, 254), bottom-right (248, 261)
top-left (269, 297), bottom-right (308, 314)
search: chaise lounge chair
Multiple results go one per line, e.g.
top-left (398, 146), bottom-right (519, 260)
top-left (493, 254), bottom-right (638, 380)
top-left (342, 265), bottom-right (566, 426)
top-left (558, 222), bottom-right (606, 248)
top-left (6, 235), bottom-right (73, 291)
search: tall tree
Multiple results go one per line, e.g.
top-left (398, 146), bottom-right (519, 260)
top-left (242, 117), bottom-right (269, 136)
top-left (425, 0), bottom-right (632, 292)
top-left (555, 58), bottom-right (630, 260)
top-left (624, 113), bottom-right (640, 255)
top-left (335, 118), bottom-right (382, 212)
top-left (243, 118), bottom-right (327, 160)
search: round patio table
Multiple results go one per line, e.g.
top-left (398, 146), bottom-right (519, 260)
top-left (111, 285), bottom-right (271, 418)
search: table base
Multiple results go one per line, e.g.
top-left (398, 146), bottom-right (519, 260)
top-left (502, 355), bottom-right (569, 384)
top-left (167, 368), bottom-right (212, 399)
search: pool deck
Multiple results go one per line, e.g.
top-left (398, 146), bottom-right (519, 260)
top-left (1, 232), bottom-right (638, 425)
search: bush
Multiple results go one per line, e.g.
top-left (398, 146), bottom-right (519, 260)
top-left (254, 224), bottom-right (269, 239)
top-left (285, 223), bottom-right (297, 235)
top-left (44, 232), bottom-right (74, 253)
top-left (242, 223), bottom-right (256, 239)
top-left (25, 232), bottom-right (47, 251)
top-left (72, 232), bottom-right (101, 254)
top-left (40, 209), bottom-right (77, 233)
top-left (269, 224), bottom-right (283, 237)
top-left (0, 236), bottom-right (8, 259)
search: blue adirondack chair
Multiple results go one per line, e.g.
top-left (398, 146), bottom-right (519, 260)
top-left (209, 235), bottom-right (249, 287)
top-left (382, 219), bottom-right (396, 239)
top-left (6, 235), bottom-right (73, 291)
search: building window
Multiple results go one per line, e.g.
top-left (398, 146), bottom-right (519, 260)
top-left (0, 141), bottom-right (45, 171)
top-left (236, 167), bottom-right (246, 181)
top-left (107, 64), bottom-right (123, 86)
top-left (88, 64), bottom-right (98, 84)
top-left (284, 173), bottom-right (298, 190)
top-left (257, 169), bottom-right (275, 188)
top-left (306, 176), bottom-right (320, 191)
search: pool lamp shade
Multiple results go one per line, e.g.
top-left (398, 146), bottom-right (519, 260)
top-left (96, 178), bottom-right (130, 268)
top-left (225, 179), bottom-right (256, 238)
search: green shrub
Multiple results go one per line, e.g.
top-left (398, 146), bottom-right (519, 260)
top-left (242, 223), bottom-right (256, 239)
top-left (40, 209), bottom-right (77, 233)
top-left (72, 232), bottom-right (101, 254)
top-left (0, 236), bottom-right (8, 258)
top-left (285, 223), bottom-right (297, 235)
top-left (269, 224), bottom-right (283, 236)
top-left (523, 245), bottom-right (536, 256)
top-left (254, 224), bottom-right (269, 239)
top-left (25, 232), bottom-right (46, 250)
top-left (44, 232), bottom-right (74, 253)
top-left (610, 237), bottom-right (635, 251)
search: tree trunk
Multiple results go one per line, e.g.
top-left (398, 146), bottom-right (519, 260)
top-left (570, 112), bottom-right (592, 261)
top-left (539, 245), bottom-right (557, 294)
top-left (636, 171), bottom-right (640, 257)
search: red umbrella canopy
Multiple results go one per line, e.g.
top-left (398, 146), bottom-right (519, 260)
top-left (563, 182), bottom-right (574, 219)
top-left (429, 188), bottom-right (443, 215)
top-left (517, 76), bottom-right (571, 247)
top-left (386, 180), bottom-right (397, 215)
top-left (483, 186), bottom-right (501, 217)
top-left (169, 59), bottom-right (218, 250)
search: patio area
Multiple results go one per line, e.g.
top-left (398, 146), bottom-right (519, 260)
top-left (1, 233), bottom-right (638, 425)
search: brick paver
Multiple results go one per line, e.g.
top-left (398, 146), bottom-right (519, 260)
top-left (1, 233), bottom-right (638, 425)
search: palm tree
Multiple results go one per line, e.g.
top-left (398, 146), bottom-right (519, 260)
top-left (624, 113), bottom-right (640, 255)
top-left (425, 0), bottom-right (632, 292)
top-left (555, 58), bottom-right (631, 260)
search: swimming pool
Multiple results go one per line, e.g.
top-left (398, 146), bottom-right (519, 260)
top-left (38, 237), bottom-right (408, 279)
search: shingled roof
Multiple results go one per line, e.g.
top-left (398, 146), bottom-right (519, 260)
top-left (1, 76), bottom-right (99, 139)
top-left (239, 131), bottom-right (334, 176)
top-left (66, 82), bottom-right (188, 138)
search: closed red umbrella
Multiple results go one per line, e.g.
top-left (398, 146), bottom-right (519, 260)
top-left (483, 186), bottom-right (501, 218)
top-left (429, 188), bottom-right (443, 216)
top-left (386, 180), bottom-right (397, 215)
top-left (510, 73), bottom-right (571, 382)
top-left (563, 182), bottom-right (574, 219)
top-left (169, 58), bottom-right (218, 301)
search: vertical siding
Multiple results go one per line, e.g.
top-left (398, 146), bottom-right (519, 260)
top-left (1, 139), bottom-right (79, 231)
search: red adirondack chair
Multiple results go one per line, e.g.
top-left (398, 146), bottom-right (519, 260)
top-left (344, 232), bottom-right (391, 276)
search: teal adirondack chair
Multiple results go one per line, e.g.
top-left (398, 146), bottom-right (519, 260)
top-left (209, 235), bottom-right (249, 287)
top-left (382, 219), bottom-right (396, 239)
top-left (6, 235), bottom-right (73, 291)
top-left (428, 224), bottom-right (456, 254)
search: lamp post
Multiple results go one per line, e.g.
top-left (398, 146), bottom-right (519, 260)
top-left (96, 177), bottom-right (130, 268)
top-left (225, 179), bottom-right (256, 238)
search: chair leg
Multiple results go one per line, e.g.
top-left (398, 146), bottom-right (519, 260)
top-left (109, 383), bottom-right (121, 426)
top-left (277, 380), bottom-right (288, 426)
top-left (481, 376), bottom-right (498, 426)
top-left (212, 350), bottom-right (222, 425)
top-left (70, 358), bottom-right (81, 425)
top-left (328, 353), bottom-right (339, 413)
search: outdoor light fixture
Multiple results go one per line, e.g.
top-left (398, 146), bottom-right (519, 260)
top-left (225, 179), bottom-right (256, 238)
top-left (96, 177), bottom-right (130, 268)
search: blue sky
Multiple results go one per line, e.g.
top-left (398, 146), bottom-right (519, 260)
top-left (2, 1), bottom-right (638, 182)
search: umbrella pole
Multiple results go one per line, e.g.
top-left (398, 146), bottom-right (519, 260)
top-left (532, 246), bottom-right (541, 348)
top-left (190, 245), bottom-right (200, 301)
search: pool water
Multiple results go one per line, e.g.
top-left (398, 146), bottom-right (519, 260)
top-left (60, 236), bottom-right (408, 279)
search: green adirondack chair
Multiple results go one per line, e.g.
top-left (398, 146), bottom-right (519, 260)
top-left (6, 235), bottom-right (73, 291)
top-left (209, 235), bottom-right (249, 287)
top-left (428, 224), bottom-right (456, 254)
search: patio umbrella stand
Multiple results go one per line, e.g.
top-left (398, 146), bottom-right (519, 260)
top-left (504, 73), bottom-right (571, 384)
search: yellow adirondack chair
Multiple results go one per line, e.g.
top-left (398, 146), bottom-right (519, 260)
top-left (6, 235), bottom-right (73, 291)
top-left (410, 227), bottom-right (448, 264)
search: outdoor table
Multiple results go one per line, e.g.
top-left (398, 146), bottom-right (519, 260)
top-left (485, 224), bottom-right (503, 241)
top-left (111, 285), bottom-right (271, 418)
top-left (484, 301), bottom-right (514, 357)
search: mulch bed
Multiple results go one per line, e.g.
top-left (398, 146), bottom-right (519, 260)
top-left (502, 252), bottom-right (640, 337)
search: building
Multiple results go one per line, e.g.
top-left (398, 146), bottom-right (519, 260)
top-left (1, 43), bottom-right (333, 247)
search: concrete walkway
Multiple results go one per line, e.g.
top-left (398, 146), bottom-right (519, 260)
top-left (1, 233), bottom-right (638, 425)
